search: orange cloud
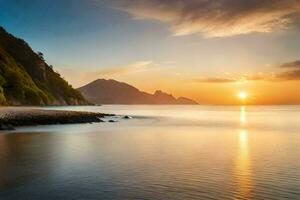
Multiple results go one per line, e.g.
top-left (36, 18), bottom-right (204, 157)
top-left (196, 77), bottom-right (237, 83)
top-left (195, 73), bottom-right (267, 83)
top-left (194, 60), bottom-right (300, 83)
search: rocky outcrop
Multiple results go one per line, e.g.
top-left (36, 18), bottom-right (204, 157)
top-left (0, 108), bottom-right (113, 130)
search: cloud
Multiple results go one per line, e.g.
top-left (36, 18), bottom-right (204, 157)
top-left (59, 61), bottom-right (154, 87)
top-left (197, 77), bottom-right (237, 83)
top-left (196, 73), bottom-right (266, 83)
top-left (195, 60), bottom-right (300, 83)
top-left (92, 61), bottom-right (153, 76)
top-left (279, 60), bottom-right (300, 68)
top-left (274, 60), bottom-right (300, 80)
top-left (113, 0), bottom-right (300, 37)
top-left (276, 69), bottom-right (300, 80)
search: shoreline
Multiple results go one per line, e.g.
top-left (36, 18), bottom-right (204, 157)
top-left (0, 107), bottom-right (114, 130)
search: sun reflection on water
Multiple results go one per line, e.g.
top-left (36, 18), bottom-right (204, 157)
top-left (235, 107), bottom-right (253, 199)
top-left (234, 129), bottom-right (253, 199)
top-left (240, 106), bottom-right (247, 125)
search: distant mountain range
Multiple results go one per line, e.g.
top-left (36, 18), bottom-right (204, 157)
top-left (78, 79), bottom-right (198, 105)
top-left (0, 27), bottom-right (87, 105)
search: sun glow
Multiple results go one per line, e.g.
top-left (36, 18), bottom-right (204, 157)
top-left (238, 91), bottom-right (248, 100)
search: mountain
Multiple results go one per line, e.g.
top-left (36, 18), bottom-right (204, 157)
top-left (0, 26), bottom-right (87, 105)
top-left (78, 79), bottom-right (198, 105)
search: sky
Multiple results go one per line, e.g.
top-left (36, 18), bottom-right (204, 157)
top-left (1, 0), bottom-right (300, 104)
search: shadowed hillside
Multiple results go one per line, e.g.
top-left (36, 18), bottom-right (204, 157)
top-left (0, 27), bottom-right (87, 105)
top-left (78, 79), bottom-right (198, 105)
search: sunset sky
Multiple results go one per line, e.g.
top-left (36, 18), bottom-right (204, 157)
top-left (1, 0), bottom-right (300, 104)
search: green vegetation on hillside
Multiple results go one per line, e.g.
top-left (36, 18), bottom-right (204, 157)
top-left (0, 26), bottom-right (87, 105)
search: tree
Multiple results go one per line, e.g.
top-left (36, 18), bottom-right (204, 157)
top-left (37, 51), bottom-right (44, 61)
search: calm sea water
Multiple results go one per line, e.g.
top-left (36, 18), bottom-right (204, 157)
top-left (0, 105), bottom-right (299, 200)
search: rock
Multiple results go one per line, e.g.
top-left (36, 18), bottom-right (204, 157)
top-left (123, 116), bottom-right (132, 119)
top-left (0, 124), bottom-right (15, 131)
top-left (0, 124), bottom-right (5, 130)
top-left (0, 108), bottom-right (114, 128)
top-left (6, 124), bottom-right (15, 130)
top-left (96, 117), bottom-right (105, 122)
top-left (108, 120), bottom-right (117, 123)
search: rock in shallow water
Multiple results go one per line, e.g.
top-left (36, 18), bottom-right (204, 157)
top-left (0, 124), bottom-right (15, 131)
top-left (0, 108), bottom-right (114, 128)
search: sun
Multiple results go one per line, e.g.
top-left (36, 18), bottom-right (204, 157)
top-left (237, 91), bottom-right (248, 100)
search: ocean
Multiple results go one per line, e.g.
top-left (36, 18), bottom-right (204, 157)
top-left (0, 105), bottom-right (299, 199)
